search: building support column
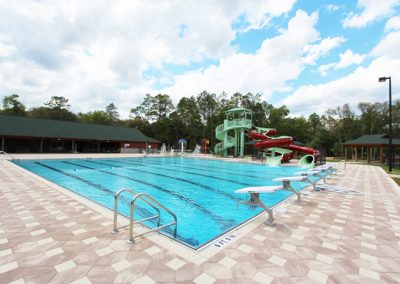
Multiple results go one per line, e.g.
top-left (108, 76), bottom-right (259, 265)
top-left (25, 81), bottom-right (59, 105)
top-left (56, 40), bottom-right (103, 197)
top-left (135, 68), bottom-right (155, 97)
top-left (354, 147), bottom-right (358, 161)
top-left (233, 129), bottom-right (240, 157)
top-left (344, 146), bottom-right (347, 161)
top-left (1, 137), bottom-right (5, 152)
top-left (367, 146), bottom-right (371, 163)
top-left (380, 145), bottom-right (383, 163)
top-left (223, 120), bottom-right (228, 157)
top-left (240, 129), bottom-right (245, 158)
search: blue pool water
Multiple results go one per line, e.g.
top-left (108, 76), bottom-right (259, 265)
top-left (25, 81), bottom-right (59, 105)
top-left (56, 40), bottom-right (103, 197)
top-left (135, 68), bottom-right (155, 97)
top-left (14, 157), bottom-right (321, 249)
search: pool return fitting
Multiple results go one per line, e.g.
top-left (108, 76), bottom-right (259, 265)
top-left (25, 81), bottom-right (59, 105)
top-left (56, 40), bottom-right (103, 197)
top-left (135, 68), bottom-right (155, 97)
top-left (112, 188), bottom-right (177, 243)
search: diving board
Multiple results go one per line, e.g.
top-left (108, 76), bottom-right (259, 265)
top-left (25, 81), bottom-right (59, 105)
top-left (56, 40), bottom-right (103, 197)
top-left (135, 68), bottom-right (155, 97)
top-left (235, 185), bottom-right (283, 225)
top-left (235, 185), bottom-right (283, 194)
top-left (272, 176), bottom-right (308, 202)
top-left (295, 171), bottom-right (322, 190)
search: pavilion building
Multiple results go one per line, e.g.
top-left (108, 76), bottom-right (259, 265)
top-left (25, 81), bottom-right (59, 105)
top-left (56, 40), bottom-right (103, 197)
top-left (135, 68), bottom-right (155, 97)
top-left (0, 115), bottom-right (160, 153)
top-left (342, 134), bottom-right (400, 164)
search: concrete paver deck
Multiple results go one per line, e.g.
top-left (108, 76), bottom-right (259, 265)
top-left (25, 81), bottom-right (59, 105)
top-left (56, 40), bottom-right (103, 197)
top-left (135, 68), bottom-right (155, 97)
top-left (1, 156), bottom-right (400, 283)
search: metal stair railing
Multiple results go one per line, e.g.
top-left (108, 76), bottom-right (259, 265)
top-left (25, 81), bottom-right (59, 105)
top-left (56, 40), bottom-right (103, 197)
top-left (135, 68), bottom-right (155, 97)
top-left (0, 151), bottom-right (15, 160)
top-left (214, 137), bottom-right (235, 153)
top-left (214, 118), bottom-right (252, 154)
top-left (215, 118), bottom-right (252, 138)
top-left (225, 118), bottom-right (252, 129)
top-left (112, 188), bottom-right (177, 243)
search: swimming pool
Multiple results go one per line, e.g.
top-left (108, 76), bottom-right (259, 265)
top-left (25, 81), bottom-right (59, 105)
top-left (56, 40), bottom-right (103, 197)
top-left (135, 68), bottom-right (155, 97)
top-left (14, 157), bottom-right (320, 249)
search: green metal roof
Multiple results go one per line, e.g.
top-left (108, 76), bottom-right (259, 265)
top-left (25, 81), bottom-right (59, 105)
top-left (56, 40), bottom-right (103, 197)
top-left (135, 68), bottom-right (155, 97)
top-left (342, 134), bottom-right (400, 146)
top-left (0, 115), bottom-right (160, 143)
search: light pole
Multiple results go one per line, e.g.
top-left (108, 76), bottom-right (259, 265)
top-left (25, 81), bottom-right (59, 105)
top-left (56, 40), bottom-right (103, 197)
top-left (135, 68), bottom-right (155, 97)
top-left (379, 76), bottom-right (393, 172)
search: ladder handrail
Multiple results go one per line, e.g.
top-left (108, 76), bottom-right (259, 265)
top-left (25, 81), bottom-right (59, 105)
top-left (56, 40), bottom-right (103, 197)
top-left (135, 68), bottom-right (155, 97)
top-left (0, 151), bottom-right (14, 160)
top-left (112, 188), bottom-right (178, 243)
top-left (129, 192), bottom-right (177, 242)
top-left (112, 188), bottom-right (161, 233)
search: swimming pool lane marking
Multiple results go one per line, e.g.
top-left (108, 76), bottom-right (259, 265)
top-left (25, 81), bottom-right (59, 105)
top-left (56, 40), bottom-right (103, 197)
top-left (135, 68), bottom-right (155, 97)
top-left (32, 161), bottom-right (198, 244)
top-left (106, 159), bottom-right (254, 186)
top-left (105, 159), bottom-right (256, 186)
top-left (121, 158), bottom-right (303, 201)
top-left (86, 159), bottom-right (242, 201)
top-left (113, 158), bottom-right (268, 181)
top-left (17, 160), bottom-right (271, 248)
top-left (134, 157), bottom-right (273, 176)
top-left (87, 159), bottom-right (296, 209)
top-left (33, 162), bottom-right (157, 220)
top-left (129, 157), bottom-right (290, 183)
top-left (130, 158), bottom-right (260, 176)
top-left (61, 160), bottom-right (236, 227)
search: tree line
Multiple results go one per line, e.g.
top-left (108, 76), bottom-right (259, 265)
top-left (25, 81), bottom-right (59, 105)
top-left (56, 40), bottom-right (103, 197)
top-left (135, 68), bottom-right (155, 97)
top-left (1, 92), bottom-right (399, 157)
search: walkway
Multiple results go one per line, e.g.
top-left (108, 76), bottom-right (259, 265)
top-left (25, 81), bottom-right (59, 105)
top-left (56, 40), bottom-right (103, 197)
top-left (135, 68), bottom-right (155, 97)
top-left (0, 158), bottom-right (400, 283)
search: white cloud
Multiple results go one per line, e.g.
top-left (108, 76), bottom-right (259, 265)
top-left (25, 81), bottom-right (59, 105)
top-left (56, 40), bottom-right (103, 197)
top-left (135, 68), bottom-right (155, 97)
top-left (161, 10), bottom-right (320, 103)
top-left (370, 30), bottom-right (400, 59)
top-left (319, 49), bottom-right (366, 76)
top-left (281, 57), bottom-right (400, 117)
top-left (385, 16), bottom-right (400, 31)
top-left (0, 0), bottom-right (296, 117)
top-left (235, 0), bottom-right (297, 31)
top-left (0, 41), bottom-right (15, 57)
top-left (302, 36), bottom-right (346, 65)
top-left (325, 4), bottom-right (341, 12)
top-left (343, 0), bottom-right (400, 28)
top-left (281, 30), bottom-right (400, 116)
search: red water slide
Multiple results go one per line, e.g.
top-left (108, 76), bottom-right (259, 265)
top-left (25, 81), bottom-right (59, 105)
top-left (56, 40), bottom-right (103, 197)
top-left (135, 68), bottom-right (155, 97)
top-left (245, 127), bottom-right (320, 161)
top-left (286, 144), bottom-right (320, 156)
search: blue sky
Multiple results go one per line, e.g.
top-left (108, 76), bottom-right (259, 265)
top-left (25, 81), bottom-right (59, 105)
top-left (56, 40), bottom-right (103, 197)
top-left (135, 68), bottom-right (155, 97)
top-left (0, 0), bottom-right (399, 118)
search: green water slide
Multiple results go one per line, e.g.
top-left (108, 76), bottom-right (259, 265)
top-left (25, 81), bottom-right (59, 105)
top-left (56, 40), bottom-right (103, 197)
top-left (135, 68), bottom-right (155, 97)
top-left (266, 147), bottom-right (292, 166)
top-left (214, 108), bottom-right (252, 157)
top-left (298, 154), bottom-right (315, 168)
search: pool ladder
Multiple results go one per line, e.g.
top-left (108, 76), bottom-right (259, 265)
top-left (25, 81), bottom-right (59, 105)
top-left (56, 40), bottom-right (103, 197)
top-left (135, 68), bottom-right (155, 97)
top-left (0, 151), bottom-right (15, 160)
top-left (112, 188), bottom-right (177, 243)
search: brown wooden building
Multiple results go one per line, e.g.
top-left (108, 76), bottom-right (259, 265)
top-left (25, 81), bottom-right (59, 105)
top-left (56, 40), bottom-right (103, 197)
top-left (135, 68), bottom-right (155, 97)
top-left (342, 134), bottom-right (400, 163)
top-left (0, 115), bottom-right (160, 153)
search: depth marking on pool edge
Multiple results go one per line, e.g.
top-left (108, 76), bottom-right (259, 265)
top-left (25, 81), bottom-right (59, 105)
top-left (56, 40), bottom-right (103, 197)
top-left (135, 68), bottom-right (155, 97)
top-left (213, 231), bottom-right (241, 248)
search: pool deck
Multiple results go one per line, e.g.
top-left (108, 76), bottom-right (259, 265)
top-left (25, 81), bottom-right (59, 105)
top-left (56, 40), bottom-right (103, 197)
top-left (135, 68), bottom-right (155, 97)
top-left (1, 154), bottom-right (400, 283)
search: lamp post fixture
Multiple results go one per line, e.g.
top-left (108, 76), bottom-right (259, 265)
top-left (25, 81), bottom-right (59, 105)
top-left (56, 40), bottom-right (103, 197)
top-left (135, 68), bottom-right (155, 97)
top-left (379, 76), bottom-right (393, 172)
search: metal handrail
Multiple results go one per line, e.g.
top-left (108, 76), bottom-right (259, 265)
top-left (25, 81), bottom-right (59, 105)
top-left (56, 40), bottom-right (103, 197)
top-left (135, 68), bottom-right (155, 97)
top-left (215, 118), bottom-right (252, 137)
top-left (112, 188), bottom-right (178, 244)
top-left (112, 188), bottom-right (160, 233)
top-left (0, 151), bottom-right (14, 160)
top-left (128, 192), bottom-right (177, 243)
top-left (214, 136), bottom-right (235, 152)
top-left (225, 118), bottom-right (252, 129)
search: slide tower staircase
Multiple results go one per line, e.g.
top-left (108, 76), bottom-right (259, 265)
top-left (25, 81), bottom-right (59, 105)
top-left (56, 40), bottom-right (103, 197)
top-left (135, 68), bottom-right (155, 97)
top-left (214, 108), bottom-right (252, 157)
